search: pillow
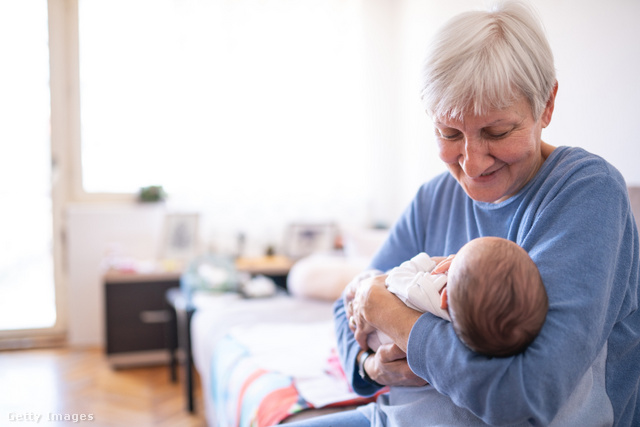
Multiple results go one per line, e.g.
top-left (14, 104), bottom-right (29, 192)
top-left (341, 227), bottom-right (389, 259)
top-left (287, 254), bottom-right (370, 301)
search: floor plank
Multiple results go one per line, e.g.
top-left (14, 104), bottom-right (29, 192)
top-left (0, 347), bottom-right (206, 427)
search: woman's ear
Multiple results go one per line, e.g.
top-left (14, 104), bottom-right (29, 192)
top-left (440, 287), bottom-right (449, 310)
top-left (541, 81), bottom-right (558, 128)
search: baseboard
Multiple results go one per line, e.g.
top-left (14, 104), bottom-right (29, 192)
top-left (0, 334), bottom-right (66, 351)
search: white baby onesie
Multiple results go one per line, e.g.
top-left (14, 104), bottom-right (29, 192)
top-left (368, 252), bottom-right (450, 351)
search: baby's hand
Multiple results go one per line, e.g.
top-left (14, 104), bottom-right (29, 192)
top-left (432, 254), bottom-right (455, 275)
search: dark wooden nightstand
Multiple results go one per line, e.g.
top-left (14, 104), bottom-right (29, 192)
top-left (103, 270), bottom-right (181, 368)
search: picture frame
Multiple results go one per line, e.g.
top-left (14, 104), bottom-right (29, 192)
top-left (160, 213), bottom-right (200, 261)
top-left (284, 223), bottom-right (338, 259)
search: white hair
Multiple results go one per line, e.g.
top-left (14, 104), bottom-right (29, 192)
top-left (420, 1), bottom-right (556, 120)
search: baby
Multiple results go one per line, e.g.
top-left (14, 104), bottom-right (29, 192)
top-left (368, 237), bottom-right (548, 357)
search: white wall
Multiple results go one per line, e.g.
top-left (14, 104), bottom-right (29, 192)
top-left (66, 204), bottom-right (166, 345)
top-left (540, 0), bottom-right (640, 184)
top-left (65, 0), bottom-right (640, 346)
top-left (392, 0), bottom-right (640, 212)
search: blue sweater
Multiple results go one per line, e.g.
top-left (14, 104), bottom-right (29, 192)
top-left (334, 146), bottom-right (640, 426)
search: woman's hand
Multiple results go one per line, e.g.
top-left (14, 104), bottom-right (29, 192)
top-left (367, 344), bottom-right (428, 387)
top-left (345, 270), bottom-right (425, 386)
top-left (350, 274), bottom-right (422, 352)
top-left (349, 274), bottom-right (388, 350)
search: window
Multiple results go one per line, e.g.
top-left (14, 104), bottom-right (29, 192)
top-left (78, 0), bottom-right (370, 229)
top-left (0, 0), bottom-right (56, 332)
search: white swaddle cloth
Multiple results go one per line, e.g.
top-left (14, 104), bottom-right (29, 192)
top-left (368, 252), bottom-right (450, 351)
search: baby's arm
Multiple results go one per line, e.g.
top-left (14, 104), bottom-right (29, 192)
top-left (387, 253), bottom-right (451, 320)
top-left (405, 274), bottom-right (450, 320)
top-left (386, 253), bottom-right (437, 293)
top-left (432, 254), bottom-right (455, 275)
top-left (369, 253), bottom-right (451, 351)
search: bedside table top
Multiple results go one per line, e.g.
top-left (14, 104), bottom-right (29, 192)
top-left (104, 269), bottom-right (182, 284)
top-left (235, 255), bottom-right (293, 275)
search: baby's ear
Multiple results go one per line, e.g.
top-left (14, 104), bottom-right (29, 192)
top-left (440, 288), bottom-right (449, 310)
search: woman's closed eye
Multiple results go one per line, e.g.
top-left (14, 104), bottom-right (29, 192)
top-left (435, 129), bottom-right (462, 140)
top-left (483, 126), bottom-right (515, 139)
top-left (485, 131), bottom-right (508, 139)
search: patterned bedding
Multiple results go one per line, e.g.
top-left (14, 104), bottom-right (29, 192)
top-left (209, 321), bottom-right (383, 427)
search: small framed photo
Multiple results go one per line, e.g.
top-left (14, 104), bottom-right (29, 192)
top-left (160, 213), bottom-right (200, 261)
top-left (284, 223), bottom-right (338, 259)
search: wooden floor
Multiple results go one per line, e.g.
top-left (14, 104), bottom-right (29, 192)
top-left (0, 346), bottom-right (207, 427)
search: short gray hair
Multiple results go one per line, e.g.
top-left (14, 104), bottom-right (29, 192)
top-left (420, 1), bottom-right (556, 120)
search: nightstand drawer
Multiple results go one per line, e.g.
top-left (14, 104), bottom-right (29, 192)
top-left (104, 277), bottom-right (179, 362)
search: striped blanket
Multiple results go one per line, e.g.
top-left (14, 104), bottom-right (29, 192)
top-left (210, 321), bottom-right (384, 426)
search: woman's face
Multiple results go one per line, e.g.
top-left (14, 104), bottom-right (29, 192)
top-left (434, 95), bottom-right (553, 203)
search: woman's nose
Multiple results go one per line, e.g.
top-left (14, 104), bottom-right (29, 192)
top-left (459, 140), bottom-right (493, 178)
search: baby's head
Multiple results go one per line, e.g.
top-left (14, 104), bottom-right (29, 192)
top-left (446, 237), bottom-right (548, 357)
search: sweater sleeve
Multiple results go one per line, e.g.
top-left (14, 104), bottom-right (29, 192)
top-left (333, 296), bottom-right (382, 396)
top-left (407, 170), bottom-right (637, 425)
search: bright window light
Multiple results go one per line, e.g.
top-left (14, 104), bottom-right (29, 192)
top-left (79, 0), bottom-right (369, 227)
top-left (0, 0), bottom-right (56, 330)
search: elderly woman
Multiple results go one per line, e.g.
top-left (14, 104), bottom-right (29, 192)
top-left (285, 1), bottom-right (640, 426)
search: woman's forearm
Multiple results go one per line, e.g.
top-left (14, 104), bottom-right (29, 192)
top-left (364, 282), bottom-right (422, 353)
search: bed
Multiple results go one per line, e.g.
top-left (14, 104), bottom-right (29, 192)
top-left (192, 292), bottom-right (387, 426)
top-left (190, 228), bottom-right (390, 426)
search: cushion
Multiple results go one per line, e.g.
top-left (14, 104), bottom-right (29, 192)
top-left (287, 254), bottom-right (369, 301)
